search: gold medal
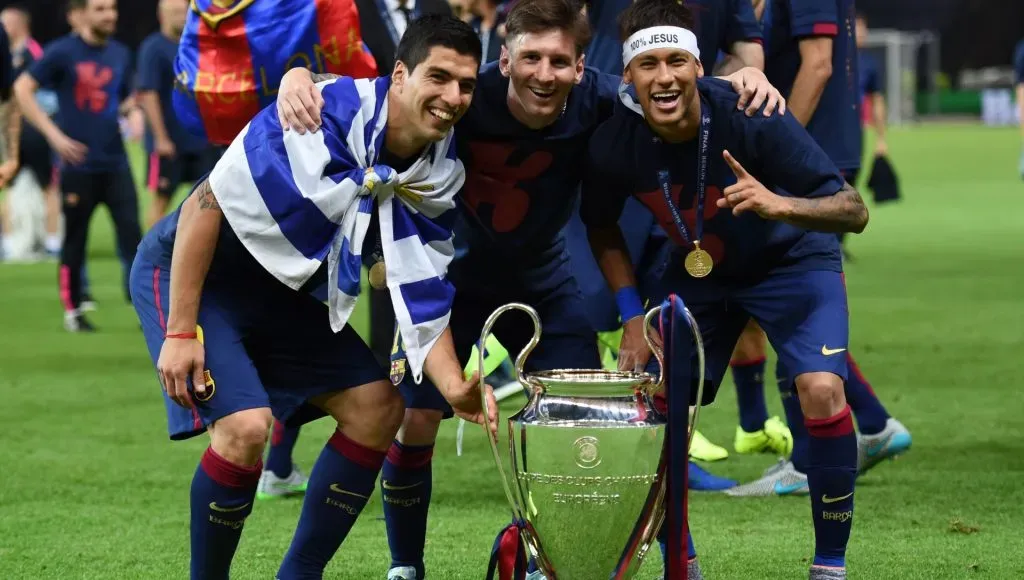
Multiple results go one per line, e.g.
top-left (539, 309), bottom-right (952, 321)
top-left (684, 242), bottom-right (713, 278)
top-left (368, 260), bottom-right (387, 290)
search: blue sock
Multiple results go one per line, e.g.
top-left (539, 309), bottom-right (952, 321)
top-left (777, 362), bottom-right (810, 473)
top-left (277, 429), bottom-right (385, 579)
top-left (732, 357), bottom-right (769, 432)
top-left (844, 353), bottom-right (890, 435)
top-left (805, 405), bottom-right (857, 569)
top-left (266, 420), bottom-right (301, 478)
top-left (382, 441), bottom-right (434, 579)
top-left (658, 529), bottom-right (697, 567)
top-left (190, 447), bottom-right (261, 580)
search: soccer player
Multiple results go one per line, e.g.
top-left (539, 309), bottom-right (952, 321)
top-left (13, 0), bottom-right (141, 332)
top-left (137, 0), bottom-right (218, 228)
top-left (581, 1), bottom-right (868, 577)
top-left (277, 1), bottom-right (783, 577)
top-left (130, 15), bottom-right (495, 580)
top-left (1014, 35), bottom-right (1024, 177)
top-left (856, 13), bottom-right (887, 170)
top-left (727, 0), bottom-right (912, 497)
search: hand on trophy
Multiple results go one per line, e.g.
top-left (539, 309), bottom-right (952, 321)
top-left (448, 371), bottom-right (500, 439)
top-left (619, 316), bottom-right (662, 372)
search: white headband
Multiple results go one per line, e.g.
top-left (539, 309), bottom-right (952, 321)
top-left (622, 26), bottom-right (701, 67)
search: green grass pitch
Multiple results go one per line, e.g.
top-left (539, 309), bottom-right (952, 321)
top-left (1, 125), bottom-right (1022, 579)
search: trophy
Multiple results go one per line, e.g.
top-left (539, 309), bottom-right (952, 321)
top-left (478, 303), bottom-right (706, 579)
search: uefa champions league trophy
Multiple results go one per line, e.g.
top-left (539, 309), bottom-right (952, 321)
top-left (478, 302), bottom-right (706, 580)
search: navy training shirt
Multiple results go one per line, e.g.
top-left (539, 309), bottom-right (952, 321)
top-left (585, 0), bottom-right (763, 75)
top-left (763, 0), bottom-right (861, 171)
top-left (581, 78), bottom-right (844, 297)
top-left (859, 50), bottom-right (880, 102)
top-left (1014, 39), bottom-right (1024, 85)
top-left (27, 34), bottom-right (133, 172)
top-left (454, 62), bottom-right (619, 257)
top-left (136, 32), bottom-right (210, 155)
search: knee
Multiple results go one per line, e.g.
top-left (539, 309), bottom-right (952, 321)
top-left (209, 408), bottom-right (273, 465)
top-left (331, 381), bottom-right (405, 447)
top-left (398, 408), bottom-right (444, 446)
top-left (794, 373), bottom-right (846, 418)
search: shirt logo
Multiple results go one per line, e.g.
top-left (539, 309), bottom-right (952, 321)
top-left (821, 345), bottom-right (847, 356)
top-left (74, 62), bottom-right (113, 113)
top-left (463, 142), bottom-right (552, 233)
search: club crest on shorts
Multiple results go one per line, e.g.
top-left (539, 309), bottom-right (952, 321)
top-left (389, 324), bottom-right (406, 385)
top-left (573, 436), bottom-right (602, 469)
top-left (194, 369), bottom-right (216, 402)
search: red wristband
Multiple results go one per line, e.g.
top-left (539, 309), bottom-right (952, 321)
top-left (165, 332), bottom-right (198, 340)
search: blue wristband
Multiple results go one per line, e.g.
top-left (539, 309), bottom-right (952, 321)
top-left (615, 286), bottom-right (644, 322)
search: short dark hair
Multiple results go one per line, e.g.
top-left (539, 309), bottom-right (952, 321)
top-left (504, 0), bottom-right (591, 58)
top-left (396, 14), bottom-right (482, 73)
top-left (618, 0), bottom-right (695, 42)
top-left (67, 0), bottom-right (87, 10)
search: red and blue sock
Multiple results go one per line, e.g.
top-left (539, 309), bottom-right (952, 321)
top-left (732, 357), bottom-right (769, 432)
top-left (381, 441), bottom-right (434, 579)
top-left (843, 353), bottom-right (890, 435)
top-left (806, 405), bottom-right (857, 569)
top-left (266, 420), bottom-right (301, 478)
top-left (277, 430), bottom-right (385, 579)
top-left (190, 447), bottom-right (261, 580)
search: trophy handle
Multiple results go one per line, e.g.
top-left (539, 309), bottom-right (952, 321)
top-left (477, 302), bottom-right (542, 521)
top-left (644, 303), bottom-right (707, 451)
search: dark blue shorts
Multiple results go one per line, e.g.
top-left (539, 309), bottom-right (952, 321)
top-left (564, 199), bottom-right (672, 332)
top-left (648, 269), bottom-right (850, 405)
top-left (129, 257), bottom-right (386, 440)
top-left (399, 242), bottom-right (601, 415)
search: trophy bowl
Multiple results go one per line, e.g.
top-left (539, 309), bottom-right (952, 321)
top-left (478, 303), bottom-right (671, 580)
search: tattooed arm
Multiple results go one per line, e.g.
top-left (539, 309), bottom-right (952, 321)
top-left (779, 182), bottom-right (869, 233)
top-left (165, 179), bottom-right (222, 334)
top-left (0, 99), bottom-right (21, 186)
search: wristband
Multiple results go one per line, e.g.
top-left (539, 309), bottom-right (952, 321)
top-left (165, 332), bottom-right (198, 340)
top-left (615, 286), bottom-right (644, 322)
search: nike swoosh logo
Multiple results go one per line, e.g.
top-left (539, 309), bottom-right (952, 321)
top-left (382, 480), bottom-right (422, 491)
top-left (822, 492), bottom-right (853, 504)
top-left (209, 502), bottom-right (251, 513)
top-left (773, 481), bottom-right (807, 495)
top-left (821, 345), bottom-right (847, 356)
top-left (329, 484), bottom-right (369, 499)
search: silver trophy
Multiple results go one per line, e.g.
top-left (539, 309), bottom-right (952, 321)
top-left (478, 303), bottom-right (706, 579)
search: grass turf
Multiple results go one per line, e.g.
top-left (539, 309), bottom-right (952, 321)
top-left (1, 125), bottom-right (1022, 579)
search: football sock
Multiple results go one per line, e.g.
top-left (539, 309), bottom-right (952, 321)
top-left (658, 529), bottom-right (697, 567)
top-left (806, 405), bottom-right (857, 569)
top-left (277, 429), bottom-right (385, 579)
top-left (190, 447), bottom-right (261, 580)
top-left (777, 362), bottom-right (810, 473)
top-left (843, 353), bottom-right (890, 435)
top-left (731, 357), bottom-right (769, 432)
top-left (382, 441), bottom-right (434, 579)
top-left (266, 420), bottom-right (301, 478)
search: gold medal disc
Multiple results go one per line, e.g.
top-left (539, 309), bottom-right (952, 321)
top-left (368, 261), bottom-right (388, 290)
top-left (684, 246), bottom-right (713, 278)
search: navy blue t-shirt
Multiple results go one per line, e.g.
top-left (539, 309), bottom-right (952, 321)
top-left (581, 78), bottom-right (843, 296)
top-left (763, 0), bottom-right (861, 171)
top-left (859, 51), bottom-right (880, 101)
top-left (454, 62), bottom-right (619, 257)
top-left (1014, 39), bottom-right (1024, 85)
top-left (28, 35), bottom-right (133, 172)
top-left (585, 0), bottom-right (763, 75)
top-left (136, 32), bottom-right (209, 155)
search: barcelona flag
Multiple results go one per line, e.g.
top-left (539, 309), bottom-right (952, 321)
top-left (173, 0), bottom-right (378, 145)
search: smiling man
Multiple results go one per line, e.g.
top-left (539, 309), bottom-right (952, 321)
top-left (581, 0), bottom-right (868, 577)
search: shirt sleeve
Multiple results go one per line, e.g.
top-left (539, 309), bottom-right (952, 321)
top-left (726, 0), bottom-right (764, 48)
top-left (787, 0), bottom-right (838, 39)
top-left (862, 55), bottom-right (880, 95)
top-left (752, 111), bottom-right (845, 199)
top-left (580, 124), bottom-right (631, 228)
top-left (135, 39), bottom-right (162, 92)
top-left (27, 40), bottom-right (66, 90)
top-left (593, 70), bottom-right (622, 121)
top-left (120, 47), bottom-right (136, 101)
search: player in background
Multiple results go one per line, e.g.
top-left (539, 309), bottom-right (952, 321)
top-left (855, 13), bottom-right (886, 168)
top-left (13, 0), bottom-right (141, 333)
top-left (1014, 35), bottom-right (1024, 177)
top-left (133, 16), bottom-right (494, 580)
top-left (277, 1), bottom-right (784, 576)
top-left (583, 2), bottom-right (866, 576)
top-left (726, 0), bottom-right (912, 499)
top-left (0, 7), bottom-right (22, 260)
top-left (137, 0), bottom-right (218, 228)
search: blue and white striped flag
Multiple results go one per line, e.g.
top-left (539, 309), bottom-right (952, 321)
top-left (209, 75), bottom-right (464, 382)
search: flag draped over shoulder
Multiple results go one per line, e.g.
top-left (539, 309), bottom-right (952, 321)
top-left (209, 76), bottom-right (464, 382)
top-left (174, 0), bottom-right (378, 145)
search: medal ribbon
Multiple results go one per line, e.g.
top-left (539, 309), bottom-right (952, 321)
top-left (656, 104), bottom-right (711, 249)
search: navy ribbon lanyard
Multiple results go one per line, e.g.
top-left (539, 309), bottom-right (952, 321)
top-left (655, 106), bottom-right (712, 249)
top-left (375, 0), bottom-right (420, 46)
